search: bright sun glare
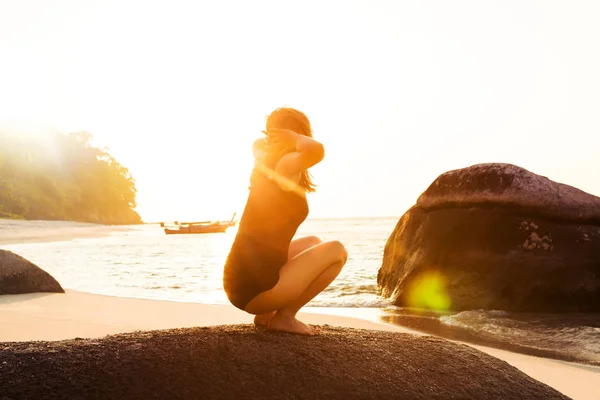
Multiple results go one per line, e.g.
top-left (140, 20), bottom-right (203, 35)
top-left (4, 121), bottom-right (54, 139)
top-left (1, 1), bottom-right (600, 222)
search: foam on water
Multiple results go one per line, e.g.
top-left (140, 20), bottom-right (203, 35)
top-left (440, 310), bottom-right (600, 364)
top-left (381, 307), bottom-right (600, 366)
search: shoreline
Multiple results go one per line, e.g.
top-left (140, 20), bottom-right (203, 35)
top-left (379, 308), bottom-right (600, 368)
top-left (0, 218), bottom-right (136, 246)
top-left (6, 280), bottom-right (596, 369)
top-left (1, 290), bottom-right (599, 400)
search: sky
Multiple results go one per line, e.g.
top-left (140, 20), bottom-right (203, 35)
top-left (1, 0), bottom-right (599, 222)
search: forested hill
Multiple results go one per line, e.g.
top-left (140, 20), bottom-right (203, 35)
top-left (0, 127), bottom-right (142, 225)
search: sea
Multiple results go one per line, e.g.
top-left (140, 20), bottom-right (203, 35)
top-left (3, 217), bottom-right (599, 366)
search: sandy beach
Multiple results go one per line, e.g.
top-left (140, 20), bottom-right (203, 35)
top-left (0, 290), bottom-right (599, 400)
top-left (0, 219), bottom-right (135, 246)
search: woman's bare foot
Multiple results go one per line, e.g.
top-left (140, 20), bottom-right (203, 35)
top-left (268, 313), bottom-right (314, 335)
top-left (253, 311), bottom-right (276, 327)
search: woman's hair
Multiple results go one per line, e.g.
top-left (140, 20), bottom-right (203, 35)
top-left (265, 107), bottom-right (317, 193)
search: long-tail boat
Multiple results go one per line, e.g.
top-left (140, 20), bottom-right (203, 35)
top-left (163, 213), bottom-right (237, 235)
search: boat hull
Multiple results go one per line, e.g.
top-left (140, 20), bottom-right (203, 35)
top-left (164, 225), bottom-right (229, 235)
top-left (162, 213), bottom-right (237, 235)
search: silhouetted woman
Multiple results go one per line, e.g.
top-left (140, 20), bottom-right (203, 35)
top-left (223, 107), bottom-right (348, 335)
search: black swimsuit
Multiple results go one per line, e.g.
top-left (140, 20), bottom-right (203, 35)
top-left (223, 166), bottom-right (309, 311)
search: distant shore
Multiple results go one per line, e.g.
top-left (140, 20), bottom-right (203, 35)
top-left (0, 218), bottom-right (134, 246)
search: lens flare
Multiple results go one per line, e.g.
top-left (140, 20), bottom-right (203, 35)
top-left (406, 270), bottom-right (451, 311)
top-left (254, 162), bottom-right (305, 197)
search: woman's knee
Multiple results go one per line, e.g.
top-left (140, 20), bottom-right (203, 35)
top-left (289, 235), bottom-right (323, 260)
top-left (324, 240), bottom-right (348, 264)
top-left (305, 235), bottom-right (323, 247)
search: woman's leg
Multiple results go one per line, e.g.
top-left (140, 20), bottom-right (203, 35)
top-left (245, 240), bottom-right (348, 334)
top-left (253, 235), bottom-right (323, 326)
top-left (288, 235), bottom-right (322, 259)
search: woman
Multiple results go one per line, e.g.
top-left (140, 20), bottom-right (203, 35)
top-left (223, 107), bottom-right (348, 335)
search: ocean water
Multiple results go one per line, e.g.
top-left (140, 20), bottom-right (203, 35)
top-left (3, 217), bottom-right (599, 366)
top-left (3, 218), bottom-right (393, 308)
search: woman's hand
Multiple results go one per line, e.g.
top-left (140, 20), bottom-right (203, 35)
top-left (263, 128), bottom-right (299, 153)
top-left (252, 138), bottom-right (269, 161)
top-left (261, 128), bottom-right (324, 176)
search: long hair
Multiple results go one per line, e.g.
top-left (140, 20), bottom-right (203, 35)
top-left (265, 107), bottom-right (317, 193)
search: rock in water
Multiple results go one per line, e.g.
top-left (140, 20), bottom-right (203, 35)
top-left (378, 163), bottom-right (600, 312)
top-left (0, 325), bottom-right (568, 400)
top-left (417, 163), bottom-right (600, 222)
top-left (0, 250), bottom-right (64, 294)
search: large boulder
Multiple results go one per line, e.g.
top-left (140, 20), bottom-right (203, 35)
top-left (0, 250), bottom-right (64, 295)
top-left (0, 325), bottom-right (567, 400)
top-left (378, 163), bottom-right (600, 312)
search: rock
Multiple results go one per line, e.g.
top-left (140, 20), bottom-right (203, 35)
top-left (418, 163), bottom-right (600, 223)
top-left (378, 163), bottom-right (600, 312)
top-left (0, 250), bottom-right (64, 295)
top-left (0, 325), bottom-right (568, 400)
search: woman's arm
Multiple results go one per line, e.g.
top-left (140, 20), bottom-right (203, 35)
top-left (252, 138), bottom-right (268, 160)
top-left (294, 134), bottom-right (325, 163)
top-left (265, 129), bottom-right (325, 176)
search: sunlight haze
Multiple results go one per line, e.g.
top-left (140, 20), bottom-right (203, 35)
top-left (1, 0), bottom-right (599, 222)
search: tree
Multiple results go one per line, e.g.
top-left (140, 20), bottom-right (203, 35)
top-left (0, 126), bottom-right (142, 224)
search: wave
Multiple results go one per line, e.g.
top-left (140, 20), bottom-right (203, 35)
top-left (382, 308), bottom-right (600, 366)
top-left (440, 310), bottom-right (600, 364)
